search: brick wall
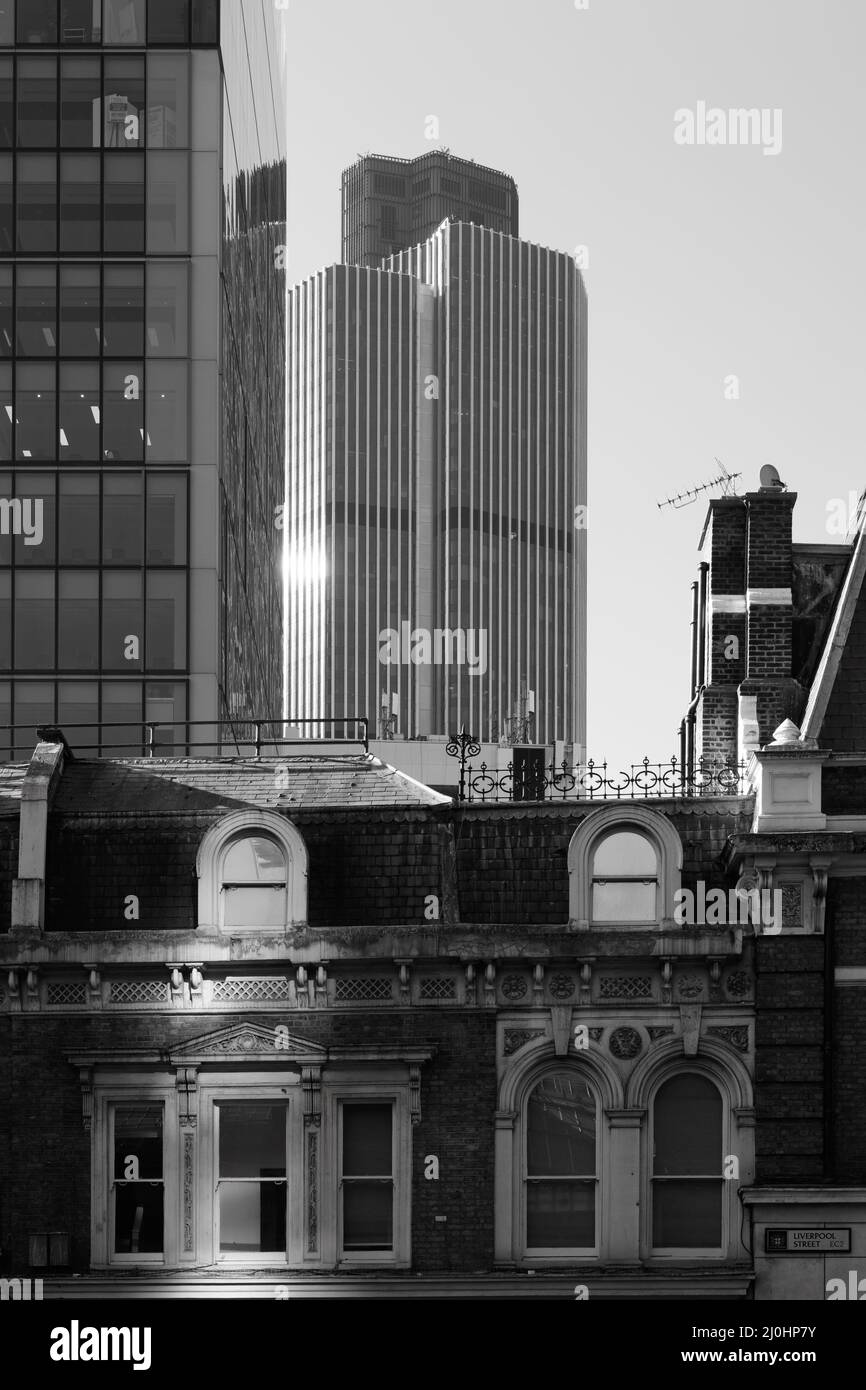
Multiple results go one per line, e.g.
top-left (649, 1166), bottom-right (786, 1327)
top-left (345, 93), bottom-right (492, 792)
top-left (754, 936), bottom-right (825, 1180)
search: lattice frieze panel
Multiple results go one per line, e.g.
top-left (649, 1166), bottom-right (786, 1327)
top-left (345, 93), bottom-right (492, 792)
top-left (211, 977), bottom-right (291, 1003)
top-left (334, 977), bottom-right (393, 1003)
top-left (109, 980), bottom-right (169, 1005)
top-left (597, 975), bottom-right (653, 1000)
top-left (418, 977), bottom-right (457, 1001)
top-left (46, 981), bottom-right (87, 1006)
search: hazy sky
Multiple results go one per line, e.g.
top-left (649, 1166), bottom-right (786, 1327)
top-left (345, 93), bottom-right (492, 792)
top-left (285, 0), bottom-right (865, 766)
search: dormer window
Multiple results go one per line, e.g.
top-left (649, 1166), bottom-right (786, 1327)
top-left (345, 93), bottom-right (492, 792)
top-left (591, 830), bottom-right (659, 923)
top-left (220, 835), bottom-right (287, 928)
top-left (196, 810), bottom-right (308, 933)
top-left (568, 805), bottom-right (682, 928)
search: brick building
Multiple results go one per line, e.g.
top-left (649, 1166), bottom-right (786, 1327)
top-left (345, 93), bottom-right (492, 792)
top-left (0, 474), bottom-right (864, 1300)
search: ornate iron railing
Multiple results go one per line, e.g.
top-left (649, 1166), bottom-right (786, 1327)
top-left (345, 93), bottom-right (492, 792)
top-left (450, 752), bottom-right (752, 804)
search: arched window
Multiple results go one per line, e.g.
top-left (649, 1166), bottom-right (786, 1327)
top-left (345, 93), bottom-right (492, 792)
top-left (196, 810), bottom-right (308, 933)
top-left (220, 835), bottom-right (287, 928)
top-left (651, 1074), bottom-right (723, 1251)
top-left (567, 806), bottom-right (682, 927)
top-left (525, 1071), bottom-right (597, 1253)
top-left (591, 829), bottom-right (658, 922)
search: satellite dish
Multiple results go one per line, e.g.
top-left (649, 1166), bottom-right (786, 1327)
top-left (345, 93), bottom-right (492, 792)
top-left (759, 464), bottom-right (785, 490)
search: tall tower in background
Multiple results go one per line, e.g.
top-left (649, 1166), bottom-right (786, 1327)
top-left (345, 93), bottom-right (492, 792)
top-left (287, 207), bottom-right (587, 750)
top-left (341, 151), bottom-right (518, 268)
top-left (0, 0), bottom-right (287, 759)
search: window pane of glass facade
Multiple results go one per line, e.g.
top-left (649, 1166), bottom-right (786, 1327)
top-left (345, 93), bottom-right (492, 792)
top-left (60, 153), bottom-right (101, 253)
top-left (146, 360), bottom-right (187, 461)
top-left (147, 54), bottom-right (188, 148)
top-left (103, 471), bottom-right (142, 562)
top-left (17, 154), bottom-right (58, 253)
top-left (146, 570), bottom-right (185, 670)
top-left (61, 56), bottom-right (101, 147)
top-left (104, 264), bottom-right (144, 355)
top-left (58, 680), bottom-right (98, 748)
top-left (103, 56), bottom-right (144, 148)
top-left (0, 57), bottom-right (12, 147)
top-left (146, 262), bottom-right (187, 356)
top-left (60, 264), bottom-right (100, 355)
top-left (0, 571), bottom-right (9, 670)
top-left (102, 679), bottom-right (141, 749)
top-left (59, 361), bottom-right (100, 461)
top-left (14, 472), bottom-right (55, 564)
top-left (16, 265), bottom-right (57, 355)
top-left (16, 362), bottom-right (56, 460)
top-left (527, 1074), bottom-right (596, 1177)
top-left (0, 363), bottom-right (11, 459)
top-left (102, 570), bottom-right (142, 668)
top-left (144, 679), bottom-right (186, 749)
top-left (217, 1102), bottom-right (286, 1254)
top-left (591, 880), bottom-right (657, 922)
top-left (147, 153), bottom-right (189, 254)
top-left (653, 1181), bottom-right (722, 1249)
top-left (13, 682), bottom-right (55, 751)
top-left (104, 153), bottom-right (144, 254)
top-left (59, 0), bottom-right (101, 44)
top-left (103, 360), bottom-right (143, 460)
top-left (18, 0), bottom-right (57, 45)
top-left (191, 0), bottom-right (219, 45)
top-left (343, 1105), bottom-right (392, 1176)
top-left (18, 57), bottom-right (57, 146)
top-left (0, 267), bottom-right (11, 357)
top-left (15, 571), bottom-right (54, 667)
top-left (0, 6), bottom-right (13, 47)
top-left (59, 569), bottom-right (98, 669)
top-left (146, 473), bottom-right (185, 564)
top-left (223, 836), bottom-right (285, 882)
top-left (59, 472), bottom-right (99, 562)
top-left (0, 155), bottom-right (10, 253)
top-left (148, 0), bottom-right (189, 44)
top-left (104, 0), bottom-right (145, 45)
top-left (526, 1182), bottom-right (595, 1249)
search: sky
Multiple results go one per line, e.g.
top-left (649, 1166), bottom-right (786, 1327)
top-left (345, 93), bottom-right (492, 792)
top-left (284, 0), bottom-right (865, 766)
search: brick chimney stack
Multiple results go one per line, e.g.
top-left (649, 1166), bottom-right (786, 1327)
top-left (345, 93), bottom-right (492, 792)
top-left (691, 477), bottom-right (804, 768)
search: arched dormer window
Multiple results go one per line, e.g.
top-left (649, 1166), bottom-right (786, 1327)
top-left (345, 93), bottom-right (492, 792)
top-left (567, 805), bottom-right (682, 928)
top-left (196, 810), bottom-right (308, 933)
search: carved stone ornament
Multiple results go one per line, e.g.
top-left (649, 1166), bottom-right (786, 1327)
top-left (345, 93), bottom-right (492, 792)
top-left (609, 1026), bottom-right (643, 1060)
top-left (504, 1028), bottom-right (546, 1056)
top-left (548, 973), bottom-right (576, 1000)
top-left (501, 973), bottom-right (527, 1001)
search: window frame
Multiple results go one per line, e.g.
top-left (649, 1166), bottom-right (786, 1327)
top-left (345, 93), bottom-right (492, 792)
top-left (324, 1080), bottom-right (411, 1270)
top-left (647, 1069), bottom-right (727, 1259)
top-left (522, 1069), bottom-right (599, 1258)
top-left (196, 809), bottom-right (309, 935)
top-left (91, 1081), bottom-right (178, 1269)
top-left (567, 804), bottom-right (683, 929)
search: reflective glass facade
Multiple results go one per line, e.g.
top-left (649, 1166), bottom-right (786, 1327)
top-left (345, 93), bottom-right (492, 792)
top-left (0, 0), bottom-right (287, 755)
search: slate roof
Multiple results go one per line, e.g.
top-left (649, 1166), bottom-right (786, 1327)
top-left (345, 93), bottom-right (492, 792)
top-left (42, 754), bottom-right (451, 814)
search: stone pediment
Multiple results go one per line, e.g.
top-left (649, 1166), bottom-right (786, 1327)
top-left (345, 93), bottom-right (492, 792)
top-left (170, 1022), bottom-right (327, 1062)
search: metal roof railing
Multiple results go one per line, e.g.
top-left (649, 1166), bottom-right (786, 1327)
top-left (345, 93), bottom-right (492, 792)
top-left (0, 717), bottom-right (369, 761)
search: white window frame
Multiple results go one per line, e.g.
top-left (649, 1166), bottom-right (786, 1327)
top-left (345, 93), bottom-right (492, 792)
top-left (196, 809), bottom-right (308, 933)
top-left (568, 804), bottom-right (683, 929)
top-left (522, 1069), bottom-right (600, 1259)
top-left (322, 1075), bottom-right (412, 1269)
top-left (91, 1079), bottom-right (178, 1269)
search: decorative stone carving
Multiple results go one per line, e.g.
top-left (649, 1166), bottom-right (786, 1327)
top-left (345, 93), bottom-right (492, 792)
top-left (588, 1027), bottom-right (604, 1042)
top-left (501, 973), bottom-right (527, 1001)
top-left (781, 884), bottom-right (803, 929)
top-left (679, 1004), bottom-right (702, 1056)
top-left (307, 1129), bottom-right (318, 1253)
top-left (183, 1131), bottom-right (194, 1253)
top-left (578, 961), bottom-right (592, 1008)
top-left (301, 1065), bottom-right (321, 1128)
top-left (484, 963), bottom-right (496, 1008)
top-left (504, 1028), bottom-right (546, 1056)
top-left (176, 1066), bottom-right (198, 1128)
top-left (549, 973), bottom-right (576, 1000)
top-left (79, 1067), bottom-right (93, 1132)
top-left (676, 973), bottom-right (704, 1001)
top-left (532, 964), bottom-right (545, 1008)
top-left (409, 1063), bottom-right (422, 1124)
top-left (724, 970), bottom-right (752, 999)
top-left (397, 961), bottom-right (411, 1006)
top-left (599, 975), bottom-right (652, 1000)
top-left (609, 1026), bottom-right (643, 1060)
top-left (464, 963), bottom-right (477, 1006)
top-left (648, 1026), bottom-right (675, 1042)
top-left (660, 960), bottom-right (673, 1006)
top-left (707, 1026), bottom-right (749, 1052)
top-left (550, 1006), bottom-right (573, 1057)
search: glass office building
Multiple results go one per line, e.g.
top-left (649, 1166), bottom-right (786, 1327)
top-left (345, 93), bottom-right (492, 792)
top-left (342, 151), bottom-right (518, 268)
top-left (287, 219), bottom-right (587, 749)
top-left (0, 0), bottom-right (287, 756)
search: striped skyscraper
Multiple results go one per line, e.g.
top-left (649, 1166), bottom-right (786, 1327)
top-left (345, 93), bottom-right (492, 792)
top-left (287, 215), bottom-right (587, 750)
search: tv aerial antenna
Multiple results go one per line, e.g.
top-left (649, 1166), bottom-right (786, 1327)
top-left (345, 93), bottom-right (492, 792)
top-left (657, 458), bottom-right (742, 511)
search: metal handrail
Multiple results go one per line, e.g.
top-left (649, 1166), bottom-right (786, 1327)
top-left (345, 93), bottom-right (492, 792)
top-left (0, 717), bottom-right (369, 760)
